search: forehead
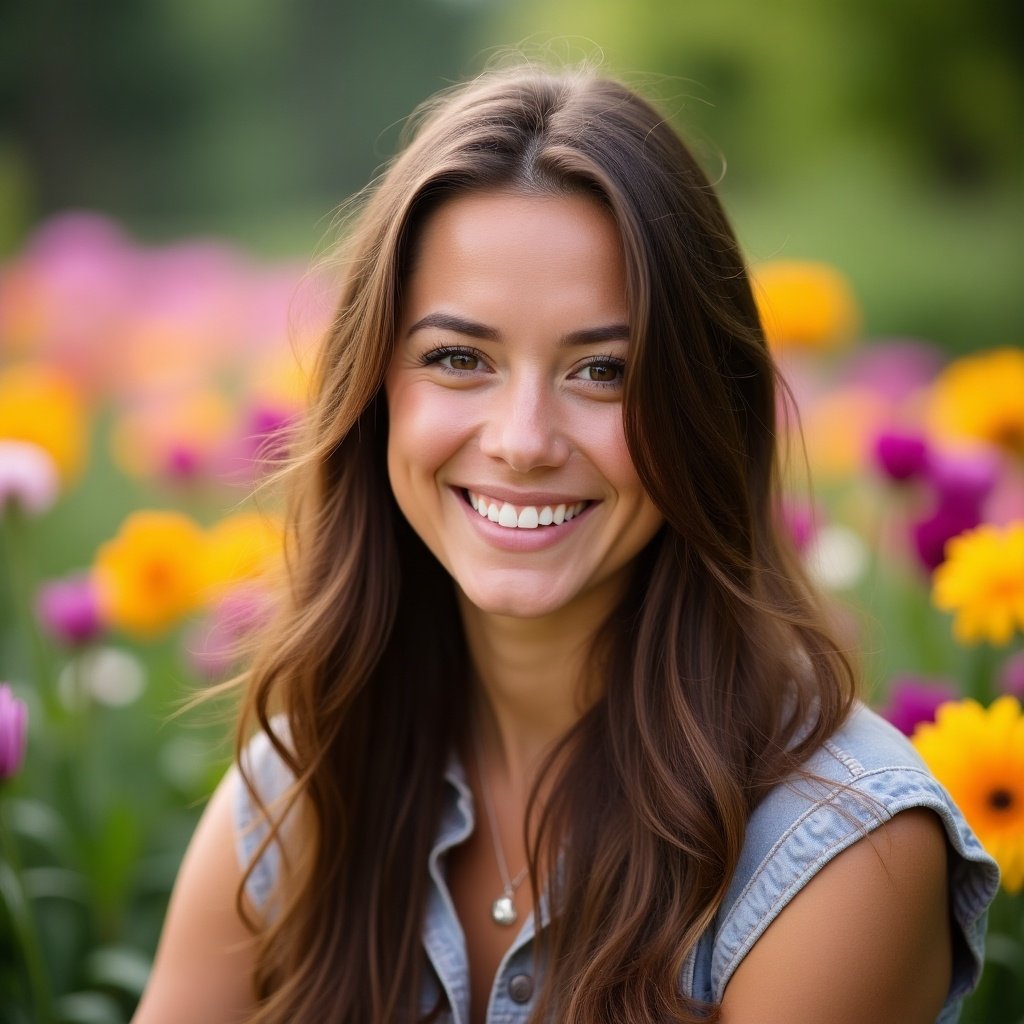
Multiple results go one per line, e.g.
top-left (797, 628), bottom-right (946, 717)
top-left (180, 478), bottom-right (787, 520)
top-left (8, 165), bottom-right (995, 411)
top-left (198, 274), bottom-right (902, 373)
top-left (399, 190), bottom-right (629, 331)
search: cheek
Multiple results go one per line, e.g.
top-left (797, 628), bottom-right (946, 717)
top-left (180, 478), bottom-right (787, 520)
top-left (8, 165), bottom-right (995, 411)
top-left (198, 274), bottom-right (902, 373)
top-left (386, 381), bottom-right (475, 490)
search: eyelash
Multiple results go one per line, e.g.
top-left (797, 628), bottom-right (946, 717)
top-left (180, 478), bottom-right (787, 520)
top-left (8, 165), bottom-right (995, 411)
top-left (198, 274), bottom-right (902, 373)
top-left (419, 345), bottom-right (627, 389)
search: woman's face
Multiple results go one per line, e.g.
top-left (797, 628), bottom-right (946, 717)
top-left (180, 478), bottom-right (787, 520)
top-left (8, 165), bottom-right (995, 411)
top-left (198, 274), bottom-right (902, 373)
top-left (385, 190), bottom-right (663, 620)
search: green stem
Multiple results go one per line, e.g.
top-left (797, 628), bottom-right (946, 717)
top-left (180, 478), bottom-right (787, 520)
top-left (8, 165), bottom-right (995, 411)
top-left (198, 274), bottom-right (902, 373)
top-left (0, 508), bottom-right (59, 721)
top-left (0, 799), bottom-right (56, 1023)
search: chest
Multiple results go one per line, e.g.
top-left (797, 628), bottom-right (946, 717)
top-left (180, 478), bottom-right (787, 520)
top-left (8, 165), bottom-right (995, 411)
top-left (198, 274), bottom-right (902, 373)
top-left (446, 825), bottom-right (535, 1024)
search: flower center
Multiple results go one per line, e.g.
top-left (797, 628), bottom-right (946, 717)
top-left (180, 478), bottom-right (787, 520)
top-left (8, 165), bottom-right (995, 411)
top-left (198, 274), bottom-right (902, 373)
top-left (988, 788), bottom-right (1015, 811)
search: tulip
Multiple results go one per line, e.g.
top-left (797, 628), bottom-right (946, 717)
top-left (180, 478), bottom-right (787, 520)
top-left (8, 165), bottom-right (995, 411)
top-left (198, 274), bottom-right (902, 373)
top-left (35, 575), bottom-right (105, 646)
top-left (0, 440), bottom-right (60, 516)
top-left (0, 684), bottom-right (28, 780)
top-left (872, 429), bottom-right (930, 483)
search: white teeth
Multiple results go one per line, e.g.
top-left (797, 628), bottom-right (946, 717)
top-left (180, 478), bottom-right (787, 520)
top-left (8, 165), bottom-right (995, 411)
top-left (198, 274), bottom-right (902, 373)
top-left (466, 491), bottom-right (588, 530)
top-left (517, 506), bottom-right (539, 529)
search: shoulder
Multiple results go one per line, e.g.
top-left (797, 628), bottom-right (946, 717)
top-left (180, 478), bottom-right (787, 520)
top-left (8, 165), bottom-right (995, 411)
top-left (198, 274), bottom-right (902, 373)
top-left (720, 805), bottom-right (951, 1023)
top-left (690, 703), bottom-right (1000, 1019)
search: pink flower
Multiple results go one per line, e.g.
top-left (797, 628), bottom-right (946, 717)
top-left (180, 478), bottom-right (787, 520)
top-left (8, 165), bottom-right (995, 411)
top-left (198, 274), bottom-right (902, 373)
top-left (0, 440), bottom-right (60, 516)
top-left (0, 684), bottom-right (28, 780)
top-left (880, 675), bottom-right (958, 736)
top-left (182, 586), bottom-right (273, 681)
top-left (999, 651), bottom-right (1024, 699)
top-left (780, 498), bottom-right (820, 553)
top-left (36, 574), bottom-right (105, 646)
top-left (872, 429), bottom-right (930, 483)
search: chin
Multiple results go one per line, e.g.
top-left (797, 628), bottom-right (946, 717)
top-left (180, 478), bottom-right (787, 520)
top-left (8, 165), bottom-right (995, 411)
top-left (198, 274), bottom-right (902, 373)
top-left (456, 579), bottom-right (574, 621)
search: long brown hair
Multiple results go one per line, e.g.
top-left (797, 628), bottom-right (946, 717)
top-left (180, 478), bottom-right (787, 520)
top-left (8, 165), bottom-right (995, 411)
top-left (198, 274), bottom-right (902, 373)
top-left (232, 64), bottom-right (857, 1023)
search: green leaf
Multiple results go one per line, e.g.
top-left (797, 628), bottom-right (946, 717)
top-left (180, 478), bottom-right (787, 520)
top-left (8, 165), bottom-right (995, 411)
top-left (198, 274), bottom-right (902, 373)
top-left (55, 991), bottom-right (125, 1024)
top-left (23, 867), bottom-right (89, 906)
top-left (7, 799), bottom-right (75, 863)
top-left (85, 946), bottom-right (152, 998)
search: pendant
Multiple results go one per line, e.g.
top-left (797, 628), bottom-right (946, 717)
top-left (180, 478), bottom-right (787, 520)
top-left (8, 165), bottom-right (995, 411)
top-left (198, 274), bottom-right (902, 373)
top-left (491, 894), bottom-right (517, 926)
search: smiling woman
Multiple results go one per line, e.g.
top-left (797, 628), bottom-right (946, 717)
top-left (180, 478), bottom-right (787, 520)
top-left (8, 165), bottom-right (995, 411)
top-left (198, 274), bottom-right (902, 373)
top-left (132, 64), bottom-right (999, 1024)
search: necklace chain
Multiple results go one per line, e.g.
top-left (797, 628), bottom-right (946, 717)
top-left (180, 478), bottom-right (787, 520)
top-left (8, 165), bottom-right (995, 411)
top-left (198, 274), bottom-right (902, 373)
top-left (471, 728), bottom-right (528, 923)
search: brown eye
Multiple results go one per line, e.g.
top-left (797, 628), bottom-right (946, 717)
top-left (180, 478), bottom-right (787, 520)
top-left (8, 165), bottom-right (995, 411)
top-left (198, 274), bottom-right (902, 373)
top-left (447, 352), bottom-right (479, 371)
top-left (579, 360), bottom-right (624, 383)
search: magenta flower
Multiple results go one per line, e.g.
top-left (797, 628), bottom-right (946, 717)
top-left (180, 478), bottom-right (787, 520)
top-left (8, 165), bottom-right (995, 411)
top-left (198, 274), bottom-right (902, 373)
top-left (0, 440), bottom-right (60, 516)
top-left (183, 586), bottom-right (273, 680)
top-left (925, 447), bottom-right (1001, 507)
top-left (911, 500), bottom-right (983, 573)
top-left (780, 498), bottom-right (820, 553)
top-left (880, 676), bottom-right (958, 736)
top-left (0, 684), bottom-right (28, 780)
top-left (999, 651), bottom-right (1024, 699)
top-left (35, 574), bottom-right (105, 646)
top-left (872, 429), bottom-right (930, 483)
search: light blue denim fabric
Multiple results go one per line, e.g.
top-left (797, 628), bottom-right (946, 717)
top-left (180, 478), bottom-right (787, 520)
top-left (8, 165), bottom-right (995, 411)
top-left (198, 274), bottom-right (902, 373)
top-left (234, 702), bottom-right (999, 1023)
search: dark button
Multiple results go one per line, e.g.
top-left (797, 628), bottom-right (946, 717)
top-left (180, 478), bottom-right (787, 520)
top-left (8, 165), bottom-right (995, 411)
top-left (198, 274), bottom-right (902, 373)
top-left (507, 973), bottom-right (534, 1003)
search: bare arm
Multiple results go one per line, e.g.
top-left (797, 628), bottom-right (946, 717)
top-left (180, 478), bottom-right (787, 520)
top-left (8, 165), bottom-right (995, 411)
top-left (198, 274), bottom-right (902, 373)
top-left (720, 808), bottom-right (952, 1024)
top-left (132, 768), bottom-right (260, 1023)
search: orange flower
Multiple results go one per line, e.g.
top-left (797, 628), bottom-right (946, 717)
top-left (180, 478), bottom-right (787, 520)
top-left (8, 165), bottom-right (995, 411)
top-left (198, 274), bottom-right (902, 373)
top-left (925, 347), bottom-right (1024, 455)
top-left (0, 363), bottom-right (88, 481)
top-left (933, 521), bottom-right (1024, 646)
top-left (913, 697), bottom-right (1024, 892)
top-left (203, 511), bottom-right (284, 601)
top-left (752, 260), bottom-right (860, 352)
top-left (92, 511), bottom-right (207, 636)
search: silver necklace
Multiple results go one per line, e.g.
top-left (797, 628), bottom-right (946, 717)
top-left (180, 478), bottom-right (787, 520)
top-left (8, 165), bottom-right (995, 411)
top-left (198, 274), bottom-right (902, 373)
top-left (471, 729), bottom-right (528, 926)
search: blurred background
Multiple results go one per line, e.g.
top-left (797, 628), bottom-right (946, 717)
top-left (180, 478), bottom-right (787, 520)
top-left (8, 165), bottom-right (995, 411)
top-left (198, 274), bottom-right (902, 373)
top-left (1, 2), bottom-right (1022, 1021)
top-left (2, 0), bottom-right (1022, 346)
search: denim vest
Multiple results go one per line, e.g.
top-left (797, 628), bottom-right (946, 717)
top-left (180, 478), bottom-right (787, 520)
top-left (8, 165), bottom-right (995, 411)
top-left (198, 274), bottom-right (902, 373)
top-left (234, 703), bottom-right (999, 1022)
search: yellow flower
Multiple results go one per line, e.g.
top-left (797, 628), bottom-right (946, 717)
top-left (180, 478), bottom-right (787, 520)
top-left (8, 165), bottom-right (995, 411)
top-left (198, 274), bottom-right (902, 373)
top-left (926, 347), bottom-right (1024, 455)
top-left (751, 260), bottom-right (860, 352)
top-left (203, 511), bottom-right (283, 600)
top-left (0, 363), bottom-right (88, 481)
top-left (92, 510), bottom-right (207, 636)
top-left (913, 697), bottom-right (1024, 892)
top-left (932, 521), bottom-right (1024, 646)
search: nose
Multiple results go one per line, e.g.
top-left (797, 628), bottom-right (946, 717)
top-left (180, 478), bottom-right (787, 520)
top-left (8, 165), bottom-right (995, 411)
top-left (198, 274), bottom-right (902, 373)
top-left (477, 376), bottom-right (570, 472)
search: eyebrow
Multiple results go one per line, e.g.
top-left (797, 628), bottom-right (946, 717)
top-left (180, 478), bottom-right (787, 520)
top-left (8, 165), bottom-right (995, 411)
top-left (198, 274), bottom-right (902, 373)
top-left (406, 311), bottom-right (630, 347)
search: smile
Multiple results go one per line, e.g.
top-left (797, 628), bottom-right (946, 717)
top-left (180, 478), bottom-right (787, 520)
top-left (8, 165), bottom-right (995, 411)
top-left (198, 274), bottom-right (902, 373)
top-left (464, 489), bottom-right (590, 530)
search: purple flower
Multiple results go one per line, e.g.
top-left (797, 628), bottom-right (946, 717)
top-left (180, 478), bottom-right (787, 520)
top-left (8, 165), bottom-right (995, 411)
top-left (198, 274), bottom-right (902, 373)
top-left (183, 587), bottom-right (272, 681)
top-left (999, 651), bottom-right (1024, 699)
top-left (843, 339), bottom-right (944, 404)
top-left (0, 684), bottom-right (28, 780)
top-left (911, 499), bottom-right (984, 572)
top-left (780, 498), bottom-right (820, 553)
top-left (0, 440), bottom-right (60, 516)
top-left (35, 574), bottom-right (104, 646)
top-left (925, 447), bottom-right (1001, 507)
top-left (872, 429), bottom-right (930, 482)
top-left (880, 676), bottom-right (958, 736)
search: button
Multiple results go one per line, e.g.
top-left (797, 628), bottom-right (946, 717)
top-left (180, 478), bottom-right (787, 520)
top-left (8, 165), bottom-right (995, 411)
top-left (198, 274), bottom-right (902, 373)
top-left (507, 973), bottom-right (534, 1003)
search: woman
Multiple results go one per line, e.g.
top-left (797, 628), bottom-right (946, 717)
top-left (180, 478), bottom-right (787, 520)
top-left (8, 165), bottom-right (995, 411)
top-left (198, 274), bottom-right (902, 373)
top-left (133, 65), bottom-right (998, 1023)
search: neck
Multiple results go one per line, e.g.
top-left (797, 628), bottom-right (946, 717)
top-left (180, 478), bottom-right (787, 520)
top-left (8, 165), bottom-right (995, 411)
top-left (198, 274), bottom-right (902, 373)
top-left (457, 576), bottom-right (620, 796)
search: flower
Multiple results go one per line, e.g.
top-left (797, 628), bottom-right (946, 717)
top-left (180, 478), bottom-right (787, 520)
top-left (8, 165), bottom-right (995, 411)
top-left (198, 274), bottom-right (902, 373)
top-left (879, 675), bottom-right (959, 736)
top-left (911, 499), bottom-right (983, 574)
top-left (0, 684), bottom-right (28, 780)
top-left (912, 696), bottom-right (1024, 892)
top-left (0, 440), bottom-right (60, 516)
top-left (183, 585), bottom-right (274, 680)
top-left (0, 363), bottom-right (88, 481)
top-left (92, 510), bottom-right (207, 636)
top-left (751, 260), bottom-right (860, 352)
top-left (35, 574), bottom-right (105, 646)
top-left (932, 521), bottom-right (1024, 645)
top-left (1000, 651), bottom-right (1024, 699)
top-left (926, 347), bottom-right (1024, 455)
top-left (202, 512), bottom-right (283, 601)
top-left (872, 429), bottom-right (930, 483)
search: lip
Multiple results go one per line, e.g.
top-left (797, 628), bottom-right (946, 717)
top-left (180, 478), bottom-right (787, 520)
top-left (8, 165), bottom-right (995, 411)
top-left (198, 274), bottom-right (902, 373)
top-left (451, 486), bottom-right (597, 552)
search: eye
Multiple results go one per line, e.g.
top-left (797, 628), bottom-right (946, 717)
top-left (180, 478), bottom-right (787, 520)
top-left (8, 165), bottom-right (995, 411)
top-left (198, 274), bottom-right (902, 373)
top-left (574, 357), bottom-right (626, 386)
top-left (420, 345), bottom-right (486, 374)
